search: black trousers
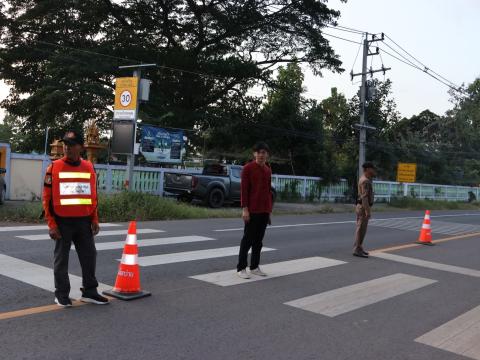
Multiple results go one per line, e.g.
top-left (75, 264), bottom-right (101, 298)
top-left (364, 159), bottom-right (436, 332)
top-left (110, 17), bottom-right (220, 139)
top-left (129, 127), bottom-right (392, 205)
top-left (237, 213), bottom-right (269, 272)
top-left (54, 217), bottom-right (98, 299)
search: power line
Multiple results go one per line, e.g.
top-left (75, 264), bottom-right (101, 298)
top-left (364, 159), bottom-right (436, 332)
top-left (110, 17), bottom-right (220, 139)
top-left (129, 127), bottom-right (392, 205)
top-left (324, 24), bottom-right (364, 35)
top-left (321, 32), bottom-right (362, 45)
top-left (351, 34), bottom-right (364, 74)
top-left (384, 34), bottom-right (459, 89)
top-left (324, 24), bottom-right (464, 94)
top-left (378, 46), bottom-right (462, 92)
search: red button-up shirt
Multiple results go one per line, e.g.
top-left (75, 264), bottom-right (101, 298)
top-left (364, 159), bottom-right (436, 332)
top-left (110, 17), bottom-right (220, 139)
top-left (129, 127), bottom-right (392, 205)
top-left (241, 161), bottom-right (272, 214)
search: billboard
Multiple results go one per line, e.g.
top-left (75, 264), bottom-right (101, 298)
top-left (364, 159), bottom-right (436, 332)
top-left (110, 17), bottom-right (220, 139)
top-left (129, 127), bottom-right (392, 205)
top-left (140, 125), bottom-right (184, 164)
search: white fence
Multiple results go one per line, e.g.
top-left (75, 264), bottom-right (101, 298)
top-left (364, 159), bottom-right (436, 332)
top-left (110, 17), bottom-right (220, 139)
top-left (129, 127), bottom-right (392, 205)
top-left (2, 150), bottom-right (478, 202)
top-left (95, 164), bottom-right (480, 203)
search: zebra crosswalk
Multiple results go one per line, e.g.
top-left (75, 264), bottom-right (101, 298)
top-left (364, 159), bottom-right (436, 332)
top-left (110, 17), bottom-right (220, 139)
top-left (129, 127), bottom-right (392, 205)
top-left (2, 218), bottom-right (480, 360)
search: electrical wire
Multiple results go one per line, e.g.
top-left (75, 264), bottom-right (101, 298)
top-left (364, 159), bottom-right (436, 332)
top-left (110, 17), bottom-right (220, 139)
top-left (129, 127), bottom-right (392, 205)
top-left (384, 34), bottom-right (459, 89)
top-left (351, 33), bottom-right (364, 75)
top-left (321, 32), bottom-right (362, 45)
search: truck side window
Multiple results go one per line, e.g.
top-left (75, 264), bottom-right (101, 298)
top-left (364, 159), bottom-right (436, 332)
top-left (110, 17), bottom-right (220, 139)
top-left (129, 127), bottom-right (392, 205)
top-left (231, 168), bottom-right (241, 178)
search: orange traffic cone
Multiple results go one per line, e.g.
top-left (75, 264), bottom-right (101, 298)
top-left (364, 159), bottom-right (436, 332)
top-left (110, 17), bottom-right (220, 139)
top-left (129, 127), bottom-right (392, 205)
top-left (416, 210), bottom-right (434, 246)
top-left (103, 221), bottom-right (151, 300)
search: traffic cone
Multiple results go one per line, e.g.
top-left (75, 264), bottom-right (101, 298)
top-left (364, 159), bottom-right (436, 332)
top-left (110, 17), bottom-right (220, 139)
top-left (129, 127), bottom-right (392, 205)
top-left (416, 210), bottom-right (434, 246)
top-left (103, 221), bottom-right (151, 300)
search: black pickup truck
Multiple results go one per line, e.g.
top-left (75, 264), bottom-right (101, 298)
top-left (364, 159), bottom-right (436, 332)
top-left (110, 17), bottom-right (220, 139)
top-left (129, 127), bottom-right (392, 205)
top-left (164, 163), bottom-right (275, 208)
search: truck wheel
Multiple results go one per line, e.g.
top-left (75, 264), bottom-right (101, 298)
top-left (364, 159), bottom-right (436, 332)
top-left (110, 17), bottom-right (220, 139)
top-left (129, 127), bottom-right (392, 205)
top-left (0, 187), bottom-right (5, 205)
top-left (207, 188), bottom-right (225, 208)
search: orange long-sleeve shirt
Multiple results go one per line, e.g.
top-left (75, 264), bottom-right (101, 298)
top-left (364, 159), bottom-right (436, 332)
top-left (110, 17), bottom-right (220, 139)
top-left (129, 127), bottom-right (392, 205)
top-left (42, 158), bottom-right (99, 229)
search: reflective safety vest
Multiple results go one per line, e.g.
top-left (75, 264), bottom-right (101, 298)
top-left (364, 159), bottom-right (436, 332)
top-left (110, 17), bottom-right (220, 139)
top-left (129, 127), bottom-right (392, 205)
top-left (51, 159), bottom-right (97, 218)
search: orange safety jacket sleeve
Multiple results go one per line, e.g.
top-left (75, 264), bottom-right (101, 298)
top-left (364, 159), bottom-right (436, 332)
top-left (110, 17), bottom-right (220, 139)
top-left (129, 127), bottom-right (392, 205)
top-left (42, 164), bottom-right (57, 229)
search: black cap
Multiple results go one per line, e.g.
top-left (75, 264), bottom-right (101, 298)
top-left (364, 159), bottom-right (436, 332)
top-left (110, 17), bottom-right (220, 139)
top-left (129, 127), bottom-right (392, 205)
top-left (362, 162), bottom-right (376, 170)
top-left (253, 141), bottom-right (270, 153)
top-left (59, 130), bottom-right (84, 146)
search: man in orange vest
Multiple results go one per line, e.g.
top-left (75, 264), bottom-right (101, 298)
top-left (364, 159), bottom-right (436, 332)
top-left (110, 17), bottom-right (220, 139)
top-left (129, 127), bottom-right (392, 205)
top-left (42, 130), bottom-right (109, 307)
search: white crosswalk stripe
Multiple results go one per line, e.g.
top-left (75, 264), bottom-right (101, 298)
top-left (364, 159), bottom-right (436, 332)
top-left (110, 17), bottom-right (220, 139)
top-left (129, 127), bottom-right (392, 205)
top-left (16, 228), bottom-right (164, 241)
top-left (372, 253), bottom-right (480, 278)
top-left (416, 304), bottom-right (480, 360)
top-left (78, 235), bottom-right (216, 251)
top-left (0, 223), bottom-right (120, 233)
top-left (190, 257), bottom-right (346, 286)
top-left (0, 254), bottom-right (111, 300)
top-left (285, 273), bottom-right (437, 317)
top-left (133, 246), bottom-right (276, 266)
top-left (370, 218), bottom-right (480, 235)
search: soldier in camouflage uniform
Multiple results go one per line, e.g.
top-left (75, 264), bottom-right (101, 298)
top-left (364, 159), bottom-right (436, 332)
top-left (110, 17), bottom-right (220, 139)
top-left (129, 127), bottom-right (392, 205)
top-left (353, 162), bottom-right (376, 258)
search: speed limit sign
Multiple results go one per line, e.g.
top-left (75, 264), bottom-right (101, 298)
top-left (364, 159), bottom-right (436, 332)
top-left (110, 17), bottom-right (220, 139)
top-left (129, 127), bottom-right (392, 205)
top-left (120, 90), bottom-right (132, 107)
top-left (114, 77), bottom-right (138, 120)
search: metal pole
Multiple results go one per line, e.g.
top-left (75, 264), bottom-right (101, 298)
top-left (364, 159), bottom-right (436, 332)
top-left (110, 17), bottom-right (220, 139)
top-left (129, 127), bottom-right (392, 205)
top-left (358, 34), bottom-right (369, 179)
top-left (125, 69), bottom-right (141, 191)
top-left (43, 127), bottom-right (49, 156)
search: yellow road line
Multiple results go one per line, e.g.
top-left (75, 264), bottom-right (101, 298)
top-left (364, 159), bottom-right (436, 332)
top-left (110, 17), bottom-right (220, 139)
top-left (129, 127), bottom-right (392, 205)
top-left (0, 301), bottom-right (87, 321)
top-left (371, 232), bottom-right (480, 254)
top-left (0, 297), bottom-right (115, 321)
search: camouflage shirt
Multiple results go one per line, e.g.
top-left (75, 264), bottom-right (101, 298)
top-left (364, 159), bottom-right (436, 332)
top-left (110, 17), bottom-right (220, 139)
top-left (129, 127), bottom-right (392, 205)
top-left (358, 175), bottom-right (374, 208)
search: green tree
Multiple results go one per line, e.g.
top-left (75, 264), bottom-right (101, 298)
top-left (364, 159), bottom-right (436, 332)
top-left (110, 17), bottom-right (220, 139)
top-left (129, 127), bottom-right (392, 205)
top-left (0, 0), bottom-right (344, 152)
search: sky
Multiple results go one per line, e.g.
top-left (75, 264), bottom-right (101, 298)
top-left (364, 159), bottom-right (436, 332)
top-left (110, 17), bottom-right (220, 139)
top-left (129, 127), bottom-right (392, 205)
top-left (0, 0), bottom-right (479, 120)
top-left (302, 0), bottom-right (480, 118)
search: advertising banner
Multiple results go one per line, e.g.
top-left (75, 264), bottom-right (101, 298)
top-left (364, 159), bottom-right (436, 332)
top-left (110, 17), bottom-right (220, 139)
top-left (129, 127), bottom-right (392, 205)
top-left (140, 125), bottom-right (184, 164)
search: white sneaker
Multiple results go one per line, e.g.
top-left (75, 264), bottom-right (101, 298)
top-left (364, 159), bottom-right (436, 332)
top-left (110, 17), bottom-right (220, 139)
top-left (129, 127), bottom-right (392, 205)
top-left (237, 269), bottom-right (251, 279)
top-left (250, 267), bottom-right (267, 277)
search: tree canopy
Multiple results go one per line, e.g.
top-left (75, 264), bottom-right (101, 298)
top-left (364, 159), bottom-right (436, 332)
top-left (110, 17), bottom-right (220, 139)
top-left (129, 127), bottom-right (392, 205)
top-left (0, 0), bottom-right (344, 151)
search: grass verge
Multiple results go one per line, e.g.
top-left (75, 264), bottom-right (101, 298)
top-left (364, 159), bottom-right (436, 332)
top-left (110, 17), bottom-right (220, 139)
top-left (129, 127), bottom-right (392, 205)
top-left (0, 193), bottom-right (341, 223)
top-left (388, 197), bottom-right (480, 211)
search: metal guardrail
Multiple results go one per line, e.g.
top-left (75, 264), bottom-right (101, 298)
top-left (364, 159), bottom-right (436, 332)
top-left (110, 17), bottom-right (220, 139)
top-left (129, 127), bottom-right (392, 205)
top-left (94, 164), bottom-right (480, 203)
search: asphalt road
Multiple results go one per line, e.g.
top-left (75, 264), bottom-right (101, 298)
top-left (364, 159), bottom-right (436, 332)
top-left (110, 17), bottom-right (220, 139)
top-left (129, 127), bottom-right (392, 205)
top-left (1, 209), bottom-right (480, 360)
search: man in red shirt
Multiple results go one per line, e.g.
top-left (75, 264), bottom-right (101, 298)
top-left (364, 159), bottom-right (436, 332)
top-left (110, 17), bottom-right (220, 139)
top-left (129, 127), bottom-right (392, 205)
top-left (237, 142), bottom-right (273, 279)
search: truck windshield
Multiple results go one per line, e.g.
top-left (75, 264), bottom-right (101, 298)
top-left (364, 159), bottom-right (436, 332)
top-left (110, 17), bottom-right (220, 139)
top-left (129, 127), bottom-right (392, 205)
top-left (203, 164), bottom-right (228, 176)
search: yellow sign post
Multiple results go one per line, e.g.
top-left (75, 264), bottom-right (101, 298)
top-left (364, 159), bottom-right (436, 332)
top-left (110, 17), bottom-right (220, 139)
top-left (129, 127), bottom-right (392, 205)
top-left (397, 163), bottom-right (417, 183)
top-left (114, 77), bottom-right (138, 120)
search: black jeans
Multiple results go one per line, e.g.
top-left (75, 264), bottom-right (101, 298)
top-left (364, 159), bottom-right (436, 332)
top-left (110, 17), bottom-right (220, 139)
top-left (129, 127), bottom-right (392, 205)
top-left (54, 217), bottom-right (98, 299)
top-left (237, 213), bottom-right (269, 272)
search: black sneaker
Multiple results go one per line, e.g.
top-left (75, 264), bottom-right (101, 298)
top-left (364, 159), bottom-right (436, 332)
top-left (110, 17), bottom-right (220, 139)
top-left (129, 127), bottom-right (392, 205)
top-left (353, 251), bottom-right (369, 258)
top-left (55, 297), bottom-right (73, 308)
top-left (80, 288), bottom-right (109, 305)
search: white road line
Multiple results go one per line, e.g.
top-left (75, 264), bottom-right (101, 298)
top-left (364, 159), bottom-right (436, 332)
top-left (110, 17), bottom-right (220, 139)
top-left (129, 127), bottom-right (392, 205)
top-left (285, 273), bottom-right (436, 317)
top-left (190, 257), bottom-right (346, 287)
top-left (0, 254), bottom-right (110, 300)
top-left (16, 229), bottom-right (164, 241)
top-left (416, 304), bottom-right (480, 360)
top-left (214, 213), bottom-right (480, 232)
top-left (133, 246), bottom-right (276, 267)
top-left (215, 220), bottom-right (356, 232)
top-left (372, 253), bottom-right (480, 278)
top-left (77, 236), bottom-right (216, 251)
top-left (0, 223), bottom-right (120, 233)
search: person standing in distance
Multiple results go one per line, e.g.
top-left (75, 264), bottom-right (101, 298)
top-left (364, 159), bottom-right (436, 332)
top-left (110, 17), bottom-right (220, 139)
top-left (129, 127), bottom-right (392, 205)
top-left (42, 130), bottom-right (109, 307)
top-left (353, 162), bottom-right (376, 258)
top-left (237, 142), bottom-right (273, 279)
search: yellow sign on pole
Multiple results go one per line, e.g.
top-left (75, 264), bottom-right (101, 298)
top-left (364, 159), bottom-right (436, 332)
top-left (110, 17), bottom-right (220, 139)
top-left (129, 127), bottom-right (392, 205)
top-left (397, 163), bottom-right (417, 183)
top-left (114, 77), bottom-right (138, 120)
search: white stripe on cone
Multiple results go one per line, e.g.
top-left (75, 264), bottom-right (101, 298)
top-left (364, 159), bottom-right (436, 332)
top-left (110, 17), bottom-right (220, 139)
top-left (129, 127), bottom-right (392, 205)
top-left (126, 234), bottom-right (137, 245)
top-left (121, 254), bottom-right (138, 265)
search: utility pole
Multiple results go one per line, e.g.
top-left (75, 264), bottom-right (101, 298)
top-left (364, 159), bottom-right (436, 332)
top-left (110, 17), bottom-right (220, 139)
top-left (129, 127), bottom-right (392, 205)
top-left (351, 33), bottom-right (390, 178)
top-left (117, 63), bottom-right (155, 191)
